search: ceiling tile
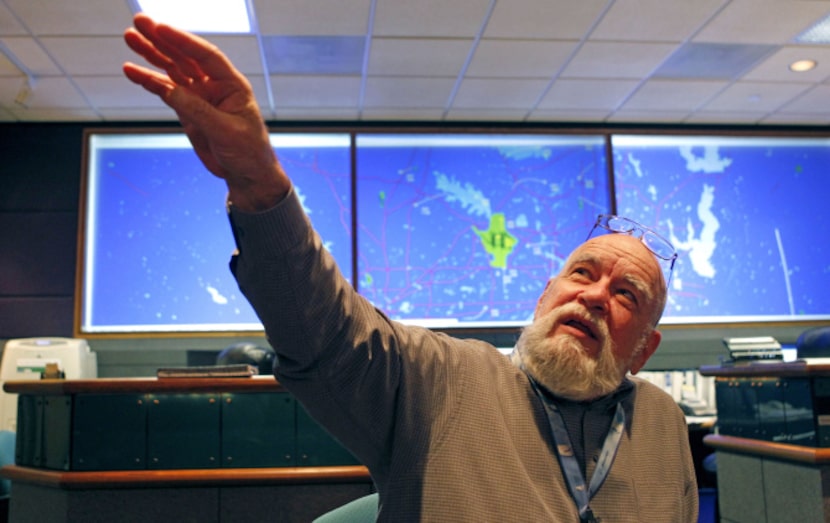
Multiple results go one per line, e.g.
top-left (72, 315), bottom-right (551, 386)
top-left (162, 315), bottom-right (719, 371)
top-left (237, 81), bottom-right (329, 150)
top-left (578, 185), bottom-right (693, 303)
top-left (75, 76), bottom-right (168, 109)
top-left (361, 107), bottom-right (446, 120)
top-left (590, 0), bottom-right (727, 42)
top-left (98, 107), bottom-right (177, 122)
top-left (206, 36), bottom-right (264, 75)
top-left (693, 0), bottom-right (830, 44)
top-left (5, 0), bottom-right (133, 36)
top-left (0, 3), bottom-right (26, 36)
top-left (368, 38), bottom-right (471, 77)
top-left (779, 84), bottom-right (830, 113)
top-left (270, 75), bottom-right (361, 107)
top-left (374, 0), bottom-right (491, 37)
top-left (466, 40), bottom-right (576, 78)
top-left (537, 78), bottom-right (639, 110)
top-left (621, 79), bottom-right (727, 111)
top-left (684, 111), bottom-right (765, 124)
top-left (0, 105), bottom-right (15, 120)
top-left (262, 35), bottom-right (364, 74)
top-left (445, 108), bottom-right (531, 121)
top-left (452, 78), bottom-right (549, 108)
top-left (1, 37), bottom-right (60, 75)
top-left (484, 0), bottom-right (608, 39)
top-left (1, 0), bottom-right (829, 125)
top-left (561, 42), bottom-right (677, 79)
top-left (653, 42), bottom-right (777, 80)
top-left (526, 109), bottom-right (612, 122)
top-left (0, 48), bottom-right (22, 76)
top-left (254, 0), bottom-right (371, 35)
top-left (742, 45), bottom-right (830, 83)
top-left (275, 107), bottom-right (360, 120)
top-left (1, 75), bottom-right (87, 108)
top-left (606, 110), bottom-right (691, 123)
top-left (0, 76), bottom-right (26, 105)
top-left (364, 77), bottom-right (456, 108)
top-left (40, 37), bottom-right (131, 75)
top-left (7, 106), bottom-right (100, 120)
top-left (246, 75), bottom-right (274, 111)
top-left (761, 111), bottom-right (830, 125)
top-left (701, 81), bottom-right (811, 112)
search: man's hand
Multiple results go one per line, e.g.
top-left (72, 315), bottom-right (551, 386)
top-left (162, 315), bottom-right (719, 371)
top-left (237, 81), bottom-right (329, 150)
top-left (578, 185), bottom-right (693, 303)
top-left (123, 13), bottom-right (290, 212)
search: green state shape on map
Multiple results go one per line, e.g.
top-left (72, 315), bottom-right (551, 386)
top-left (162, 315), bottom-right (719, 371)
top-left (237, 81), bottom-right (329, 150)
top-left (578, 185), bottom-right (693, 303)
top-left (473, 213), bottom-right (518, 269)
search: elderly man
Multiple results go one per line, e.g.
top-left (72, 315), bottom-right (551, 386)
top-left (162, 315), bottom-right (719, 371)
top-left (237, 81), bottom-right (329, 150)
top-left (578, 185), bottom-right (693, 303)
top-left (123, 14), bottom-right (697, 522)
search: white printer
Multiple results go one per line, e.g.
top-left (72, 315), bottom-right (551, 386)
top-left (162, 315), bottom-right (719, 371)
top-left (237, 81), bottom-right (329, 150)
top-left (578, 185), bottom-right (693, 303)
top-left (0, 338), bottom-right (98, 432)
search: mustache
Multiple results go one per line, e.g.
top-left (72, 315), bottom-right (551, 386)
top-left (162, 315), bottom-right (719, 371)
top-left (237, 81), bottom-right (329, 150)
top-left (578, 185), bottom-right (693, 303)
top-left (545, 302), bottom-right (609, 346)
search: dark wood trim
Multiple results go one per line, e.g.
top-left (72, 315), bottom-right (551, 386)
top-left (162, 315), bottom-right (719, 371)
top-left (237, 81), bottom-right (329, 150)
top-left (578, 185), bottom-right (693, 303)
top-left (2, 376), bottom-right (284, 395)
top-left (0, 464), bottom-right (371, 490)
top-left (704, 434), bottom-right (830, 465)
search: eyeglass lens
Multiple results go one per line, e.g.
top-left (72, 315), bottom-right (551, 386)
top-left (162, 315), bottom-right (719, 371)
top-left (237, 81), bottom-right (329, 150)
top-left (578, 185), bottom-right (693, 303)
top-left (599, 215), bottom-right (675, 261)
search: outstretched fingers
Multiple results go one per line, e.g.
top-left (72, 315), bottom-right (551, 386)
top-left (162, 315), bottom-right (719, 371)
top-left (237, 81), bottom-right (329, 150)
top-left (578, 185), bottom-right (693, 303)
top-left (154, 23), bottom-right (240, 83)
top-left (122, 61), bottom-right (175, 99)
top-left (131, 14), bottom-right (241, 87)
top-left (126, 17), bottom-right (201, 88)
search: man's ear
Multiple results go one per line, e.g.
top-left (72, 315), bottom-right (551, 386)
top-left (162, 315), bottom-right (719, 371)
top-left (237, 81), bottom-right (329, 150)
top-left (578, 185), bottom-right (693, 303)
top-left (629, 329), bottom-right (661, 375)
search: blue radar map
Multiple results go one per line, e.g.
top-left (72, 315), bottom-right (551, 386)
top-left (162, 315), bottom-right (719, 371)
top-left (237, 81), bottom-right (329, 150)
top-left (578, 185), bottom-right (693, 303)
top-left (82, 133), bottom-right (352, 333)
top-left (613, 135), bottom-right (830, 323)
top-left (355, 134), bottom-right (610, 328)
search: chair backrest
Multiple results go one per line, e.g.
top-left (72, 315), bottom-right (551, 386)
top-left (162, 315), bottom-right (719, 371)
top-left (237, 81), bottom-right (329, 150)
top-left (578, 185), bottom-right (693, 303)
top-left (797, 326), bottom-right (830, 358)
top-left (0, 430), bottom-right (15, 498)
top-left (313, 493), bottom-right (378, 523)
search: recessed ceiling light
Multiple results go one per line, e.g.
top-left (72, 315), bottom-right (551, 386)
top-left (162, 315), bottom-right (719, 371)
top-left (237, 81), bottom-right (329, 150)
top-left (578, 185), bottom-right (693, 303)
top-left (789, 59), bottom-right (817, 73)
top-left (133, 0), bottom-right (252, 33)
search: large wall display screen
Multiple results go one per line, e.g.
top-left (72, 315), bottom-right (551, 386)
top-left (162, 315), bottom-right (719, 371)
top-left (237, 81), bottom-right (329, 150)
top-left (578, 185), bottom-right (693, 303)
top-left (78, 132), bottom-right (352, 334)
top-left (355, 134), bottom-right (610, 329)
top-left (612, 135), bottom-right (830, 324)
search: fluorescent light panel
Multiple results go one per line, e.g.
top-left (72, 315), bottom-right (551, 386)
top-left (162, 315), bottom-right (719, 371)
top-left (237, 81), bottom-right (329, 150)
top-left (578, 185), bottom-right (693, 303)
top-left (796, 13), bottom-right (830, 43)
top-left (134, 0), bottom-right (252, 33)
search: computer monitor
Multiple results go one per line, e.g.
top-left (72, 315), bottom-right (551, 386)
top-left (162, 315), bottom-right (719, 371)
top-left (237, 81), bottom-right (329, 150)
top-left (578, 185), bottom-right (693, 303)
top-left (354, 133), bottom-right (611, 330)
top-left (77, 131), bottom-right (352, 335)
top-left (612, 134), bottom-right (830, 324)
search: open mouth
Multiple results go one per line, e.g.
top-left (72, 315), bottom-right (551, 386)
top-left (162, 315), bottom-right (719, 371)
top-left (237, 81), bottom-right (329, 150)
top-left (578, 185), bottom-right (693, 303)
top-left (563, 318), bottom-right (597, 340)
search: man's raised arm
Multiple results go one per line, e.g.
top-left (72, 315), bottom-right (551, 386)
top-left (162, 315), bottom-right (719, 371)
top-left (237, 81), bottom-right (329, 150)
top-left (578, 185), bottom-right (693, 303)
top-left (122, 13), bottom-right (289, 212)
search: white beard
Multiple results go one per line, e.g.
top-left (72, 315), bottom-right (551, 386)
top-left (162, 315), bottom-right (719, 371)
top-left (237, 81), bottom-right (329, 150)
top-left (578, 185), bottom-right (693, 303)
top-left (512, 302), bottom-right (636, 401)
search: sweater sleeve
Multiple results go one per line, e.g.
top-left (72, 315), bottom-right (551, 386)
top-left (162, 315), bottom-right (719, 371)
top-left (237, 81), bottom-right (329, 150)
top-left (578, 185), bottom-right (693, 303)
top-left (226, 188), bottom-right (469, 481)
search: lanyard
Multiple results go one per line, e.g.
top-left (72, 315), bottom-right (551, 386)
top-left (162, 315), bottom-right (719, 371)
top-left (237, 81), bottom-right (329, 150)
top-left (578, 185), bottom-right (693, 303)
top-left (527, 376), bottom-right (625, 523)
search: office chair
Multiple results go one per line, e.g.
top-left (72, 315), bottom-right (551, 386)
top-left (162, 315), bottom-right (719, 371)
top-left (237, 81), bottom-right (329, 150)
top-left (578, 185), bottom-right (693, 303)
top-left (313, 492), bottom-right (378, 522)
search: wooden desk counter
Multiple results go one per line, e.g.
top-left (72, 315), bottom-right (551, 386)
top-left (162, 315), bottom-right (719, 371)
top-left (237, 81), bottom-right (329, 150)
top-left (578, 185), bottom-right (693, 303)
top-left (2, 374), bottom-right (285, 395)
top-left (704, 434), bottom-right (830, 465)
top-left (3, 376), bottom-right (375, 522)
top-left (1, 464), bottom-right (370, 490)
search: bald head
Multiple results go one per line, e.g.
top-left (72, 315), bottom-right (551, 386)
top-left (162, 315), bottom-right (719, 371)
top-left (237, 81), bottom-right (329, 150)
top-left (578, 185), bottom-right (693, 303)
top-left (566, 233), bottom-right (668, 326)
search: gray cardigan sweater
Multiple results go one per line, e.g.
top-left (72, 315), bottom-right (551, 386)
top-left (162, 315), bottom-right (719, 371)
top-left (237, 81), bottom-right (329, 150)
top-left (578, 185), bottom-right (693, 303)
top-left (229, 189), bottom-right (698, 522)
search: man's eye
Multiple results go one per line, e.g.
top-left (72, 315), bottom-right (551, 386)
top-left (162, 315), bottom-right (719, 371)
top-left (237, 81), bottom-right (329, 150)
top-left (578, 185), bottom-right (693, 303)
top-left (617, 288), bottom-right (638, 304)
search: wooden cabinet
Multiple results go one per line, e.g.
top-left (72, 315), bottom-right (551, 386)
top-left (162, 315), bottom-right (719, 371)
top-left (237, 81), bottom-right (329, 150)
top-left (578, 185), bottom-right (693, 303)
top-left (701, 362), bottom-right (830, 523)
top-left (1, 377), bottom-right (372, 522)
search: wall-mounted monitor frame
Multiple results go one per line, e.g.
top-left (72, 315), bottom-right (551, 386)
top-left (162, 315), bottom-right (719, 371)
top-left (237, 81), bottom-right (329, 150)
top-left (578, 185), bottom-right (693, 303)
top-left (75, 129), bottom-right (352, 337)
top-left (612, 133), bottom-right (830, 325)
top-left (75, 126), bottom-right (830, 339)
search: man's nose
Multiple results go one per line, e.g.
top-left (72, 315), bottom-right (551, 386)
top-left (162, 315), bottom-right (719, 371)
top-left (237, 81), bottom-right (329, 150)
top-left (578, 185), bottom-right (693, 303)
top-left (578, 281), bottom-right (609, 314)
